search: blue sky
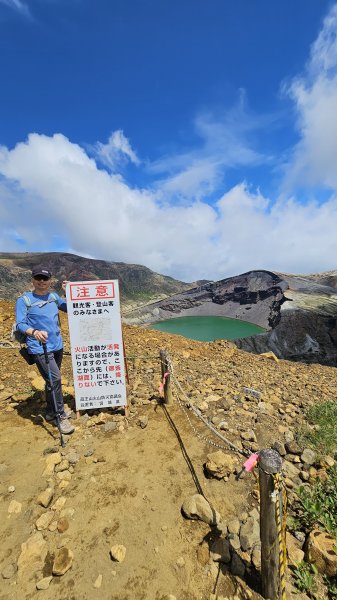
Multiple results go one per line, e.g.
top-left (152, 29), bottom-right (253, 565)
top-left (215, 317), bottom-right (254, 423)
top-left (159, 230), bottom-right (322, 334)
top-left (0, 0), bottom-right (337, 281)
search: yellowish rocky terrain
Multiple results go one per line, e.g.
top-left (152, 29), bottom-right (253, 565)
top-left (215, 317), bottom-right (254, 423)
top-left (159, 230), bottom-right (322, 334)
top-left (0, 300), bottom-right (336, 600)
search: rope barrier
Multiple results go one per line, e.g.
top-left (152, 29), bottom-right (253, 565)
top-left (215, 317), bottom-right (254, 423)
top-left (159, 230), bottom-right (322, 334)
top-left (273, 472), bottom-right (288, 600)
top-left (167, 356), bottom-right (249, 458)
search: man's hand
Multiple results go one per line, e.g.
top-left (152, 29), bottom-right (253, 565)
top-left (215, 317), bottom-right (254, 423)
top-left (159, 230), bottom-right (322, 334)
top-left (34, 330), bottom-right (48, 343)
top-left (62, 280), bottom-right (69, 292)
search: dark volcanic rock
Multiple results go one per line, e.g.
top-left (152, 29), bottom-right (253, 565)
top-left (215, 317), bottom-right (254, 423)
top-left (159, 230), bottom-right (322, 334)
top-left (125, 270), bottom-right (287, 329)
top-left (235, 308), bottom-right (337, 366)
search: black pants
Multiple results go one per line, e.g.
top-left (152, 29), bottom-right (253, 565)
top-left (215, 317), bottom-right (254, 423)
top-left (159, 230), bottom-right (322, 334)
top-left (34, 349), bottom-right (65, 416)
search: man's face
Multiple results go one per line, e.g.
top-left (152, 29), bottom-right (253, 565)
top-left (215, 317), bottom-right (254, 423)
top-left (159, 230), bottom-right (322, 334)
top-left (32, 275), bottom-right (52, 294)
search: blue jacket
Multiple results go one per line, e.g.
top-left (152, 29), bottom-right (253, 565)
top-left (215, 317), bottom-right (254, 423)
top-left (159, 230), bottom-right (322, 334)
top-left (15, 291), bottom-right (67, 354)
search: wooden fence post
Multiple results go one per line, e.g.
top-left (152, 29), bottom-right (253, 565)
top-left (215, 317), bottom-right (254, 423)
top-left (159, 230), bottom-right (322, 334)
top-left (159, 349), bottom-right (173, 405)
top-left (259, 448), bottom-right (283, 600)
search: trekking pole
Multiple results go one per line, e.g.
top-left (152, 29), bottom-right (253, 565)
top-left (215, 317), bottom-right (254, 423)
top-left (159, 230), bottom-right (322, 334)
top-left (42, 342), bottom-right (65, 448)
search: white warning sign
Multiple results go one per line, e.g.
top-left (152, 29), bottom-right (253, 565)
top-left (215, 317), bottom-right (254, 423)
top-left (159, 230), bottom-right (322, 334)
top-left (66, 280), bottom-right (127, 411)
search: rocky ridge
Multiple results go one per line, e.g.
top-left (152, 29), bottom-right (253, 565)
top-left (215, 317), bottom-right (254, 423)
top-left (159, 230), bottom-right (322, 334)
top-left (0, 252), bottom-right (196, 307)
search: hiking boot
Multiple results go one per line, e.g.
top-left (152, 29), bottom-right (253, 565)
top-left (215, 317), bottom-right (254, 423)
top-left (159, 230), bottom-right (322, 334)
top-left (45, 410), bottom-right (72, 422)
top-left (59, 419), bottom-right (75, 435)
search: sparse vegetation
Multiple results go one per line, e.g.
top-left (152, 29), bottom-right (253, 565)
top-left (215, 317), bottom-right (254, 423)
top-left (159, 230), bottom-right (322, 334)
top-left (297, 465), bottom-right (337, 537)
top-left (293, 561), bottom-right (318, 597)
top-left (324, 574), bottom-right (337, 599)
top-left (297, 400), bottom-right (337, 457)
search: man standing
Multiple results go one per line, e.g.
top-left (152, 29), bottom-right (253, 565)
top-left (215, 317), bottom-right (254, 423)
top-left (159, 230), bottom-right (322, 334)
top-left (15, 265), bottom-right (74, 435)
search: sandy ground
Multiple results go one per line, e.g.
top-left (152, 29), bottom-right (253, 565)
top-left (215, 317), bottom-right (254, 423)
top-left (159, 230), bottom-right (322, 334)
top-left (0, 349), bottom-right (255, 600)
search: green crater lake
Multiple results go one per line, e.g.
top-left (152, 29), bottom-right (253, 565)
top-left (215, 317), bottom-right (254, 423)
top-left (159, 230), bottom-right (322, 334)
top-left (150, 316), bottom-right (265, 342)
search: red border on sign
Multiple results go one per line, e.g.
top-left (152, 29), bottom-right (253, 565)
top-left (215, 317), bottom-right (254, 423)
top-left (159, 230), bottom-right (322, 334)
top-left (70, 281), bottom-right (115, 301)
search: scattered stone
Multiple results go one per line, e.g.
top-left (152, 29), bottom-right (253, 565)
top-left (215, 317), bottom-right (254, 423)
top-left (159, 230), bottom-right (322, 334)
top-left (52, 547), bottom-right (73, 575)
top-left (240, 430), bottom-right (257, 442)
top-left (300, 448), bottom-right (316, 465)
top-left (110, 545), bottom-right (126, 562)
top-left (320, 455), bottom-right (335, 469)
top-left (176, 557), bottom-right (185, 568)
top-left (51, 496), bottom-right (67, 511)
top-left (285, 440), bottom-right (301, 455)
top-left (299, 470), bottom-right (310, 482)
top-left (37, 488), bottom-right (54, 508)
top-left (36, 511), bottom-right (54, 530)
top-left (84, 448), bottom-right (95, 457)
top-left (272, 441), bottom-right (286, 456)
top-left (7, 485), bottom-right (15, 493)
top-left (43, 446), bottom-right (59, 455)
top-left (137, 416), bottom-right (148, 429)
top-left (94, 573), bottom-right (103, 588)
top-left (103, 422), bottom-right (117, 433)
top-left (227, 518), bottom-right (240, 535)
top-left (240, 516), bottom-right (260, 551)
top-left (55, 459), bottom-right (69, 473)
top-left (17, 532), bottom-right (47, 579)
top-left (260, 351), bottom-right (279, 362)
top-left (56, 470), bottom-right (72, 482)
top-left (57, 517), bottom-right (69, 533)
top-left (286, 532), bottom-right (305, 566)
top-left (8, 499), bottom-right (22, 514)
top-left (59, 480), bottom-right (70, 490)
top-left (36, 576), bottom-right (53, 590)
top-left (251, 544), bottom-right (261, 570)
top-left (205, 450), bottom-right (237, 479)
top-left (2, 563), bottom-right (17, 579)
top-left (66, 451), bottom-right (80, 464)
top-left (182, 494), bottom-right (220, 526)
top-left (228, 534), bottom-right (241, 551)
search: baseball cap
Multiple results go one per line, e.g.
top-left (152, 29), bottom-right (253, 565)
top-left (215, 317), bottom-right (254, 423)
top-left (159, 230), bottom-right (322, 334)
top-left (31, 265), bottom-right (52, 278)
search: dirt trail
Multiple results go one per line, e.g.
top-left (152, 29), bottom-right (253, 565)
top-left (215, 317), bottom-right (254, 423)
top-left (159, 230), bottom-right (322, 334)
top-left (0, 379), bottom-right (250, 600)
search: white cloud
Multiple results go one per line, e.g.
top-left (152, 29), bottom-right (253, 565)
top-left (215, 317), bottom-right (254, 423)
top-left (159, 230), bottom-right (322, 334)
top-left (0, 133), bottom-right (337, 281)
top-left (0, 0), bottom-right (30, 16)
top-left (285, 3), bottom-right (337, 190)
top-left (94, 130), bottom-right (140, 171)
top-left (148, 98), bottom-right (270, 200)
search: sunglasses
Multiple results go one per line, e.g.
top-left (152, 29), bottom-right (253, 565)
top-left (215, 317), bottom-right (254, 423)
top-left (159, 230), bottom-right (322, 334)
top-left (33, 275), bottom-right (51, 281)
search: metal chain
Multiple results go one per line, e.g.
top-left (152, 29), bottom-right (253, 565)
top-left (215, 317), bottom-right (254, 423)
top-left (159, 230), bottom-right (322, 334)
top-left (168, 357), bottom-right (248, 457)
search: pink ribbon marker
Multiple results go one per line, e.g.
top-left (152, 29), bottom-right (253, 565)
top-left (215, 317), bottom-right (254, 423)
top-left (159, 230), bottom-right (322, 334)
top-left (159, 372), bottom-right (169, 396)
top-left (243, 453), bottom-right (259, 472)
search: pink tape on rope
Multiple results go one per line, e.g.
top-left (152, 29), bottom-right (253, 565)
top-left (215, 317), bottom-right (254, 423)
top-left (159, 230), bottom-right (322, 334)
top-left (159, 372), bottom-right (169, 397)
top-left (243, 453), bottom-right (259, 472)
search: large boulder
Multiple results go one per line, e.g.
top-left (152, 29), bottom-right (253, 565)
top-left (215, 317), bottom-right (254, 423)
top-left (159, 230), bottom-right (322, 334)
top-left (182, 494), bottom-right (220, 526)
top-left (205, 450), bottom-right (238, 479)
top-left (305, 529), bottom-right (337, 576)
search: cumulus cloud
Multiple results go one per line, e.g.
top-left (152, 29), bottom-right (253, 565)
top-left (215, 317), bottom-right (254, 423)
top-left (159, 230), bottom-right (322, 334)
top-left (94, 130), bottom-right (140, 171)
top-left (285, 3), bottom-right (337, 190)
top-left (0, 133), bottom-right (337, 281)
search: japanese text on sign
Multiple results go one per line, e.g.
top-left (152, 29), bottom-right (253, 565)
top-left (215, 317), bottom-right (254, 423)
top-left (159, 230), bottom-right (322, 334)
top-left (66, 281), bottom-right (126, 411)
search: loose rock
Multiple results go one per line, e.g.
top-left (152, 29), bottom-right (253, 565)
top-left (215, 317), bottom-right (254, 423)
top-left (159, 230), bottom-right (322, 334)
top-left (52, 547), bottom-right (73, 576)
top-left (110, 545), bottom-right (126, 562)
